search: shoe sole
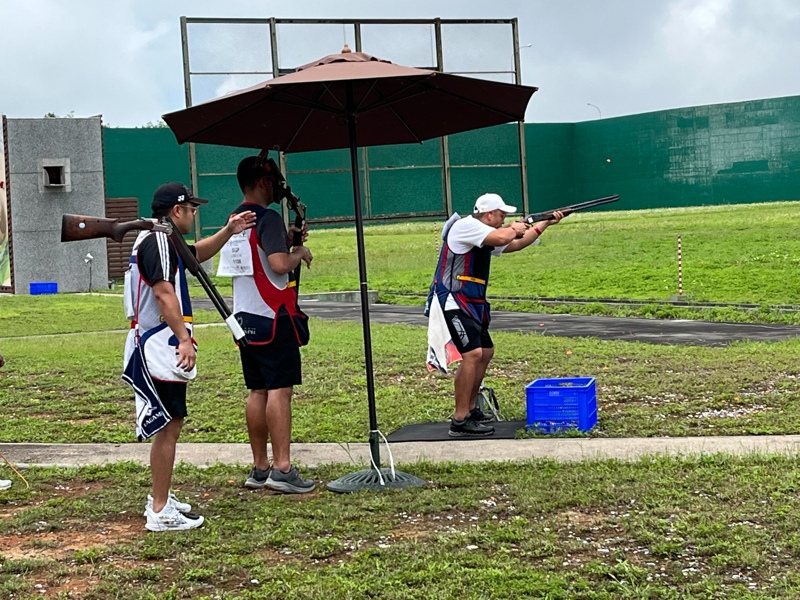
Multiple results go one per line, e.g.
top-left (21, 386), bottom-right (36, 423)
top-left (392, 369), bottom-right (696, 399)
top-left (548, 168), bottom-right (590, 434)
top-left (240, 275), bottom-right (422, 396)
top-left (448, 429), bottom-right (495, 437)
top-left (145, 516), bottom-right (205, 532)
top-left (244, 479), bottom-right (270, 489)
top-left (265, 481), bottom-right (315, 494)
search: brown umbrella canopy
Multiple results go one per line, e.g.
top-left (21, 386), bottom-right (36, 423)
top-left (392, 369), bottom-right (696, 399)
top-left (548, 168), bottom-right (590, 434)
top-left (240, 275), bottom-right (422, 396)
top-left (163, 47), bottom-right (537, 153)
top-left (163, 46), bottom-right (537, 491)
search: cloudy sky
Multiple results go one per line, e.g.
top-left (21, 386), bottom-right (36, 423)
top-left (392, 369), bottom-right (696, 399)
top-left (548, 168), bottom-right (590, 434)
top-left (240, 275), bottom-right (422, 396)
top-left (1, 0), bottom-right (798, 126)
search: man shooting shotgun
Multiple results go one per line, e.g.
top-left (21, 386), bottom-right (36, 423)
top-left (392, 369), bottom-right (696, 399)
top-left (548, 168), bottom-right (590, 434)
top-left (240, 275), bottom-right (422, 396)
top-left (425, 192), bottom-right (567, 437)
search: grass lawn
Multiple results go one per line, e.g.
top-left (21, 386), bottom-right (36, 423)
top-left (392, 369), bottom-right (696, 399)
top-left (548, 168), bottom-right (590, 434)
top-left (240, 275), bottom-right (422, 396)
top-left (2, 295), bottom-right (800, 442)
top-left (3, 456), bottom-right (800, 598)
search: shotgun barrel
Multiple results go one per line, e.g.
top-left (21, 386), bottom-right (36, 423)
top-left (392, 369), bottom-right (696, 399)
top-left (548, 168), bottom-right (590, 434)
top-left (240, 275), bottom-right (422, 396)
top-left (523, 194), bottom-right (620, 225)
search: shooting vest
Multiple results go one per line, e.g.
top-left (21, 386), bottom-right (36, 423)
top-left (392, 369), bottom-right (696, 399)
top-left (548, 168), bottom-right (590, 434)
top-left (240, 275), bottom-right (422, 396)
top-left (231, 203), bottom-right (309, 346)
top-left (123, 228), bottom-right (196, 382)
top-left (426, 214), bottom-right (494, 325)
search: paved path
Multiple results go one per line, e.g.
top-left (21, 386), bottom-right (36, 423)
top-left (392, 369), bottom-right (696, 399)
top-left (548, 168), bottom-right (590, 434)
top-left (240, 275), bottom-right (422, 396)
top-left (195, 298), bottom-right (800, 347)
top-left (4, 435), bottom-right (800, 469)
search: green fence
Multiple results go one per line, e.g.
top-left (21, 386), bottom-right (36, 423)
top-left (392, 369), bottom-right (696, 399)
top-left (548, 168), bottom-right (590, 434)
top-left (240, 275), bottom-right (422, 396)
top-left (103, 95), bottom-right (800, 231)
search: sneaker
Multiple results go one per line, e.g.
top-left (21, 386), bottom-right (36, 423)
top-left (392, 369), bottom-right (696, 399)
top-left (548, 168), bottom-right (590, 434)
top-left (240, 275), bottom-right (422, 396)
top-left (143, 492), bottom-right (192, 516)
top-left (469, 406), bottom-right (495, 424)
top-left (449, 417), bottom-right (495, 438)
top-left (145, 503), bottom-right (204, 532)
top-left (265, 466), bottom-right (316, 494)
top-left (244, 466), bottom-right (272, 489)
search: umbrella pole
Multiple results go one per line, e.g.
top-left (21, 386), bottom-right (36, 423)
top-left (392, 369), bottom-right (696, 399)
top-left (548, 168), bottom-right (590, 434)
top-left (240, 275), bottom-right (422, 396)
top-left (326, 84), bottom-right (426, 493)
top-left (344, 99), bottom-right (381, 469)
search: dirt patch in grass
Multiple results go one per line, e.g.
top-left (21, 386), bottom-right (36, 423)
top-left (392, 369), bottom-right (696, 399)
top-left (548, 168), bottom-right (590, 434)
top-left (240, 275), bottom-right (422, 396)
top-left (38, 569), bottom-right (101, 598)
top-left (0, 516), bottom-right (141, 560)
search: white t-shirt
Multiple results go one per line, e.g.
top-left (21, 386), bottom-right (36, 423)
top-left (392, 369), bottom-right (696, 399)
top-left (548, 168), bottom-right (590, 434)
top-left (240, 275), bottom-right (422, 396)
top-left (446, 215), bottom-right (507, 256)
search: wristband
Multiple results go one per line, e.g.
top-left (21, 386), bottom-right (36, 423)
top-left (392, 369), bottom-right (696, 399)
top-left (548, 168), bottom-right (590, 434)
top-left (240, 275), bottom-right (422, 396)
top-left (533, 225), bottom-right (543, 236)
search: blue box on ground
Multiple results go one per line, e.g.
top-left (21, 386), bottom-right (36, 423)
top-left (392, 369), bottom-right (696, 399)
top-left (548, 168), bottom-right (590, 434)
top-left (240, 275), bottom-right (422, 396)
top-left (526, 377), bottom-right (597, 433)
top-left (29, 281), bottom-right (58, 295)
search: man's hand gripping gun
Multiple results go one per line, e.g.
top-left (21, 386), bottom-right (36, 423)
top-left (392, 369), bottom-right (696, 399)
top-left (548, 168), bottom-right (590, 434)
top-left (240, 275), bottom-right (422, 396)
top-left (60, 214), bottom-right (248, 345)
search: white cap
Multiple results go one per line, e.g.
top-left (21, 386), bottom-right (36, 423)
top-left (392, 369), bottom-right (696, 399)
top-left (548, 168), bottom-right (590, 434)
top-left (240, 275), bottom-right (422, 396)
top-left (473, 193), bottom-right (517, 214)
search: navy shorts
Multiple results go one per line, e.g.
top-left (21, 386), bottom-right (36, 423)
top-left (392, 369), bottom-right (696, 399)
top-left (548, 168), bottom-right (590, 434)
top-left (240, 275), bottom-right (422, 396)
top-left (239, 316), bottom-right (302, 390)
top-left (152, 380), bottom-right (188, 419)
top-left (443, 310), bottom-right (493, 353)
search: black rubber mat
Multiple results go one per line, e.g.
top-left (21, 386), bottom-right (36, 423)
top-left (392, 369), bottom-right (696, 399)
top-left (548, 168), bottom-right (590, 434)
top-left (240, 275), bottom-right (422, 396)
top-left (386, 420), bottom-right (527, 442)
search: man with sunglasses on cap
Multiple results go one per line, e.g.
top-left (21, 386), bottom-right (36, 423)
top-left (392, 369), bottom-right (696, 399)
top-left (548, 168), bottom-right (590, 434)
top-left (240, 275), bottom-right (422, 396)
top-left (426, 193), bottom-right (565, 437)
top-left (124, 182), bottom-right (256, 531)
top-left (227, 156), bottom-right (315, 494)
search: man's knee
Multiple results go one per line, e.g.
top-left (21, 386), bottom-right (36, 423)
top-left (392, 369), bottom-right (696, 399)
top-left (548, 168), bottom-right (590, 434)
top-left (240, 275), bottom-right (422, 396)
top-left (460, 348), bottom-right (484, 365)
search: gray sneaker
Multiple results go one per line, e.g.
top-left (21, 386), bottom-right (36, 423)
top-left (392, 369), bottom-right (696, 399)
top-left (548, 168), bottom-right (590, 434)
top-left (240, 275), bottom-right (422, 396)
top-left (244, 466), bottom-right (272, 489)
top-left (449, 417), bottom-right (495, 437)
top-left (265, 466), bottom-right (315, 494)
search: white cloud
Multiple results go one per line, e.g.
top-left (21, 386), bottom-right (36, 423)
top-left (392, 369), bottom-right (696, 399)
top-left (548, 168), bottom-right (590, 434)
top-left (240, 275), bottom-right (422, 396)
top-left (0, 0), bottom-right (797, 125)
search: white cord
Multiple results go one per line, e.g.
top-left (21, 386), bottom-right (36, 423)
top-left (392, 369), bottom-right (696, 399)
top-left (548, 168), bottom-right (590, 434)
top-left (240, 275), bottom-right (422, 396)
top-left (368, 430), bottom-right (386, 486)
top-left (377, 429), bottom-right (396, 480)
top-left (368, 429), bottom-right (397, 485)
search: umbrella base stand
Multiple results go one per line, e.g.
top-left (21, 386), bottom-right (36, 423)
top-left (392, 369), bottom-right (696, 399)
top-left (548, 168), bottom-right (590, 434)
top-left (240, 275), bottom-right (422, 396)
top-left (327, 467), bottom-right (426, 493)
top-left (327, 430), bottom-right (426, 493)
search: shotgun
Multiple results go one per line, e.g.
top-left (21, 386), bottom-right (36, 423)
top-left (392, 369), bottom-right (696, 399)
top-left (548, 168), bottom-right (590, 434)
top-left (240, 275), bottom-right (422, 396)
top-left (61, 213), bottom-right (247, 345)
top-left (60, 214), bottom-right (170, 242)
top-left (523, 194), bottom-right (620, 225)
top-left (262, 154), bottom-right (307, 285)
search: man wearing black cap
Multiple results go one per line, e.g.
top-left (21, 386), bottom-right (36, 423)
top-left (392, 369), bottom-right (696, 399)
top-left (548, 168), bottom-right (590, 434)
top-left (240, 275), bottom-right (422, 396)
top-left (124, 182), bottom-right (255, 532)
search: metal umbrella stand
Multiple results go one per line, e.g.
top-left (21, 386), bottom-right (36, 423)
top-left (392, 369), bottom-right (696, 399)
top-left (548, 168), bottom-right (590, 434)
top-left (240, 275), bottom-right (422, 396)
top-left (163, 46), bottom-right (537, 492)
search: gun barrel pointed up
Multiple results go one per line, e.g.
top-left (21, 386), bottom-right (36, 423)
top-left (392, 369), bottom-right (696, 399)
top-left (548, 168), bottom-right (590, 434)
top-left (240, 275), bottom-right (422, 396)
top-left (524, 194), bottom-right (620, 224)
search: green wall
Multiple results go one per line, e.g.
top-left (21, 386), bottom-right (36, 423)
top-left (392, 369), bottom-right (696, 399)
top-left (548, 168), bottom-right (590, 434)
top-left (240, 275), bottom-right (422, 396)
top-left (103, 128), bottom-right (190, 214)
top-left (102, 95), bottom-right (800, 230)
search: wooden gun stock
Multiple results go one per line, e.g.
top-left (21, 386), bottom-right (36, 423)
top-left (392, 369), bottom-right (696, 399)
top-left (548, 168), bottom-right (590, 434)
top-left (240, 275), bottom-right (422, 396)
top-left (61, 214), bottom-right (169, 243)
top-left (523, 194), bottom-right (620, 225)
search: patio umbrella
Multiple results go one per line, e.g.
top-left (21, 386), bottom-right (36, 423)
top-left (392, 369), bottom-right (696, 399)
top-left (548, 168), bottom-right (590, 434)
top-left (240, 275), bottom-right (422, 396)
top-left (163, 45), bottom-right (537, 492)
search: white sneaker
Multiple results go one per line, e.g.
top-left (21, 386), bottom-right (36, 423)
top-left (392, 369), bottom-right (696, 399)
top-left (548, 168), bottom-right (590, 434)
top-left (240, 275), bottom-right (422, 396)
top-left (145, 503), bottom-right (204, 532)
top-left (143, 492), bottom-right (192, 516)
top-left (0, 480), bottom-right (11, 490)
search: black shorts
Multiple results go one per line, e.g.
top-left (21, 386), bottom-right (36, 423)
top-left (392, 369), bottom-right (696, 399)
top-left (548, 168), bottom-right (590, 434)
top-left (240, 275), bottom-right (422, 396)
top-left (239, 316), bottom-right (302, 390)
top-left (443, 310), bottom-right (493, 353)
top-left (152, 380), bottom-right (188, 419)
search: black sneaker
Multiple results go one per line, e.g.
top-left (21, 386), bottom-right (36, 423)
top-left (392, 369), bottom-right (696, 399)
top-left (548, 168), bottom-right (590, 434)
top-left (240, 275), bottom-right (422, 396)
top-left (244, 466), bottom-right (272, 489)
top-left (469, 406), bottom-right (495, 424)
top-left (449, 417), bottom-right (495, 437)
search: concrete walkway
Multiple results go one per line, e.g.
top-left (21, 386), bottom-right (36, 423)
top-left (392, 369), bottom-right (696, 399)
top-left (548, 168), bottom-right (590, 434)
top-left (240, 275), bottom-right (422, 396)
top-left (4, 435), bottom-right (800, 469)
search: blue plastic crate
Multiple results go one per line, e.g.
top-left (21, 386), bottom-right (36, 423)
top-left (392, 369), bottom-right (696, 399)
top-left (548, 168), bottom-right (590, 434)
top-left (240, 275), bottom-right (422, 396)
top-left (525, 377), bottom-right (597, 433)
top-left (29, 281), bottom-right (58, 295)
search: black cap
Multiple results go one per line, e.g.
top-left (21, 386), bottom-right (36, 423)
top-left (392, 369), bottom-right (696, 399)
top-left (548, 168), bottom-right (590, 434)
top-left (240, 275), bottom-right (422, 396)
top-left (151, 182), bottom-right (208, 214)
